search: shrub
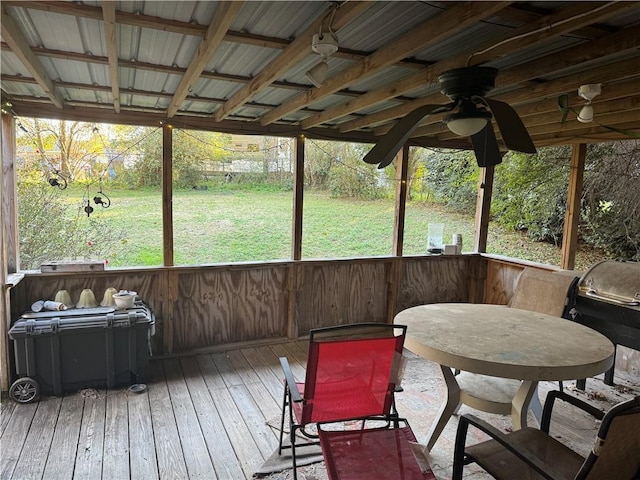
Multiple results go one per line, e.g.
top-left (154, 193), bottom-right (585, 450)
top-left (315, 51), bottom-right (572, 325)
top-left (17, 183), bottom-right (127, 270)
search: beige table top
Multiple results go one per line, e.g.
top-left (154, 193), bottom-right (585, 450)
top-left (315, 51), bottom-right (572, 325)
top-left (396, 303), bottom-right (615, 381)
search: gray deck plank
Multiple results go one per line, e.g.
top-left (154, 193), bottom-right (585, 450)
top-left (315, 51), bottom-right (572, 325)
top-left (212, 352), bottom-right (244, 387)
top-left (255, 345), bottom-right (285, 379)
top-left (198, 354), bottom-right (265, 478)
top-left (1, 340), bottom-right (637, 480)
top-left (73, 390), bottom-right (106, 480)
top-left (42, 394), bottom-right (84, 480)
top-left (245, 378), bottom-right (282, 422)
top-left (180, 356), bottom-right (245, 480)
top-left (195, 354), bottom-right (225, 390)
top-left (102, 389), bottom-right (130, 480)
top-left (0, 397), bottom-right (16, 436)
top-left (11, 396), bottom-right (61, 480)
top-left (0, 402), bottom-right (37, 480)
top-left (163, 358), bottom-right (217, 479)
top-left (283, 341), bottom-right (309, 366)
top-left (128, 382), bottom-right (159, 479)
top-left (148, 361), bottom-right (189, 480)
top-left (227, 349), bottom-right (261, 385)
top-left (228, 384), bottom-right (277, 457)
top-left (270, 343), bottom-right (306, 382)
top-left (240, 348), bottom-right (283, 402)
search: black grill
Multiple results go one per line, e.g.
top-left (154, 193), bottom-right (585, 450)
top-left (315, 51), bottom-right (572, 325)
top-left (574, 260), bottom-right (640, 385)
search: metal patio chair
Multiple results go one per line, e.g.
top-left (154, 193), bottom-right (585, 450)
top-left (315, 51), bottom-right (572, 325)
top-left (454, 268), bottom-right (580, 425)
top-left (279, 323), bottom-right (431, 479)
top-left (453, 390), bottom-right (640, 480)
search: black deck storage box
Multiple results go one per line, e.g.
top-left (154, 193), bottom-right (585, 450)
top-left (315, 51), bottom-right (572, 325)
top-left (8, 302), bottom-right (154, 402)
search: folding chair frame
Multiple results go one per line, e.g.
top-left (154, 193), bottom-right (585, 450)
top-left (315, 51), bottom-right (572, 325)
top-left (278, 323), bottom-right (407, 479)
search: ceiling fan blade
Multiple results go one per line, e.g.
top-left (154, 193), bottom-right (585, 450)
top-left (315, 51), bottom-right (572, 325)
top-left (484, 98), bottom-right (536, 154)
top-left (363, 104), bottom-right (451, 169)
top-left (471, 124), bottom-right (503, 168)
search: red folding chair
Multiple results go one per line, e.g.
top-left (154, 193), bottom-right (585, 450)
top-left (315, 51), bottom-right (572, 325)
top-left (279, 323), bottom-right (433, 479)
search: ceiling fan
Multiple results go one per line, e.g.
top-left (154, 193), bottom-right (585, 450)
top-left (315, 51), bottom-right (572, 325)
top-left (362, 66), bottom-right (537, 169)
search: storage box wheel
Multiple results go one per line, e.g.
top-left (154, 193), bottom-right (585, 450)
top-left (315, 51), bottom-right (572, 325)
top-left (9, 377), bottom-right (40, 404)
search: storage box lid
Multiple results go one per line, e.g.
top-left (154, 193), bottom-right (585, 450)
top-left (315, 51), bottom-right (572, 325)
top-left (578, 260), bottom-right (640, 306)
top-left (10, 303), bottom-right (154, 338)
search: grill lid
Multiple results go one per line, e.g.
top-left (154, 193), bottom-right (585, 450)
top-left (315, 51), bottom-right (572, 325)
top-left (578, 260), bottom-right (640, 306)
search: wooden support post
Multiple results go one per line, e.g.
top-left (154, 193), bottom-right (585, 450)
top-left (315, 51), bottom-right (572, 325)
top-left (291, 135), bottom-right (304, 261)
top-left (287, 134), bottom-right (305, 338)
top-left (393, 145), bottom-right (409, 257)
top-left (162, 123), bottom-right (174, 267)
top-left (474, 165), bottom-right (495, 253)
top-left (387, 147), bottom-right (409, 323)
top-left (561, 143), bottom-right (586, 270)
top-left (2, 113), bottom-right (18, 274)
top-left (1, 113), bottom-right (19, 390)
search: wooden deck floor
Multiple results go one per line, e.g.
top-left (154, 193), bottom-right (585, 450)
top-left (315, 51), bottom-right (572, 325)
top-left (1, 339), bottom-right (638, 480)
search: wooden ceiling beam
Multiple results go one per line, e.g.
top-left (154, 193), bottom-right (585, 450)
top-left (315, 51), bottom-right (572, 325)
top-left (0, 42), bottom-right (373, 98)
top-left (213, 2), bottom-right (370, 122)
top-left (7, 99), bottom-right (381, 144)
top-left (334, 2), bottom-right (637, 133)
top-left (339, 23), bottom-right (640, 134)
top-left (2, 75), bottom-right (331, 116)
top-left (1, 1), bottom-right (429, 70)
top-left (261, 2), bottom-right (511, 127)
top-left (407, 65), bottom-right (640, 139)
top-left (345, 58), bottom-right (637, 136)
top-left (533, 121), bottom-right (639, 146)
top-left (428, 99), bottom-right (640, 145)
top-left (526, 109), bottom-right (640, 136)
top-left (420, 104), bottom-right (640, 148)
top-left (499, 3), bottom-right (617, 40)
top-left (167, 1), bottom-right (243, 117)
top-left (409, 77), bottom-right (640, 144)
top-left (496, 21), bottom-right (640, 86)
top-left (0, 6), bottom-right (64, 108)
top-left (101, 2), bottom-right (120, 113)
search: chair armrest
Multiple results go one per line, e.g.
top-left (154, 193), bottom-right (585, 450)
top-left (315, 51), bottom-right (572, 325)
top-left (279, 356), bottom-right (303, 403)
top-left (541, 390), bottom-right (605, 433)
top-left (455, 414), bottom-right (566, 480)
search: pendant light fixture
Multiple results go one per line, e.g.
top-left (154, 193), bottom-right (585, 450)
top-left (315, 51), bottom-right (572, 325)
top-left (305, 6), bottom-right (339, 87)
top-left (577, 84), bottom-right (601, 123)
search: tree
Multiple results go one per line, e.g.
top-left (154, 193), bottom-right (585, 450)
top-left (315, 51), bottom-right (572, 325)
top-left (420, 149), bottom-right (479, 211)
top-left (581, 140), bottom-right (640, 260)
top-left (118, 127), bottom-right (233, 188)
top-left (16, 118), bottom-right (104, 182)
top-left (306, 140), bottom-right (385, 199)
top-left (16, 160), bottom-right (126, 270)
top-left (492, 147), bottom-right (571, 244)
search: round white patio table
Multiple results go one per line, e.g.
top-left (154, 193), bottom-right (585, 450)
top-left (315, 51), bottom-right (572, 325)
top-left (395, 303), bottom-right (615, 450)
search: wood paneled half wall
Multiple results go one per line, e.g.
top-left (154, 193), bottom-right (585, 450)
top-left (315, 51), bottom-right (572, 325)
top-left (9, 255), bottom-right (485, 355)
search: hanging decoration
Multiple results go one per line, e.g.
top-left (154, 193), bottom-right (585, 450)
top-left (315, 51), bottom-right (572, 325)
top-left (48, 170), bottom-right (68, 190)
top-left (93, 180), bottom-right (111, 208)
top-left (83, 199), bottom-right (94, 217)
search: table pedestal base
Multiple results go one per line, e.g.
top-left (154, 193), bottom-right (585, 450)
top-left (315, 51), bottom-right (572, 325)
top-left (425, 366), bottom-right (540, 450)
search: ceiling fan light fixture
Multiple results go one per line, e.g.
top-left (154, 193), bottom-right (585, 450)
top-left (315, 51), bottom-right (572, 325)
top-left (577, 104), bottom-right (594, 123)
top-left (445, 109), bottom-right (492, 136)
top-left (305, 59), bottom-right (329, 87)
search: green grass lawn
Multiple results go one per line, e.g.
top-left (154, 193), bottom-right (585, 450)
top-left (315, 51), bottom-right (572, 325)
top-left (48, 186), bottom-right (606, 270)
